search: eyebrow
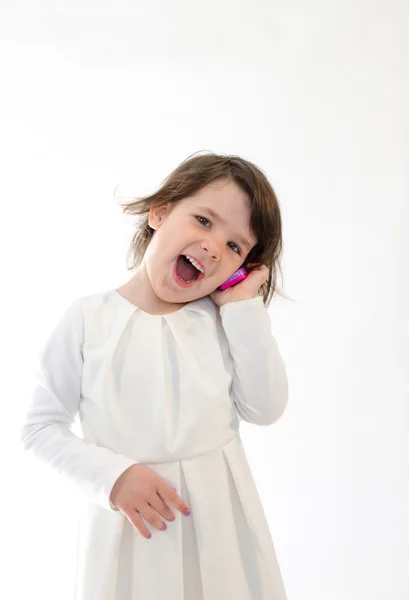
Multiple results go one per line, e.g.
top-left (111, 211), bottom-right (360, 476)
top-left (196, 205), bottom-right (253, 250)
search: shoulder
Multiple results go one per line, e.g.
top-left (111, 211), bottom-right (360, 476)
top-left (75, 288), bottom-right (134, 315)
top-left (59, 289), bottom-right (134, 335)
top-left (58, 290), bottom-right (108, 323)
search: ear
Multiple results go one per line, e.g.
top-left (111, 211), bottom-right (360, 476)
top-left (148, 204), bottom-right (169, 230)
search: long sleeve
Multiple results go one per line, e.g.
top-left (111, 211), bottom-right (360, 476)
top-left (19, 297), bottom-right (139, 512)
top-left (219, 296), bottom-right (288, 426)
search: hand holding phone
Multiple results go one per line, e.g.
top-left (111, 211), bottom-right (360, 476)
top-left (219, 267), bottom-right (248, 290)
top-left (211, 264), bottom-right (267, 306)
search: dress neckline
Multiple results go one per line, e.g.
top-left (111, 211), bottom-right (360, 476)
top-left (111, 289), bottom-right (210, 317)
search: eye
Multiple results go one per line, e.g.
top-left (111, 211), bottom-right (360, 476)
top-left (196, 215), bottom-right (241, 254)
top-left (228, 241), bottom-right (241, 255)
top-left (195, 216), bottom-right (211, 228)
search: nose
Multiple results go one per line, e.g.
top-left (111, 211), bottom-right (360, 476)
top-left (201, 235), bottom-right (222, 261)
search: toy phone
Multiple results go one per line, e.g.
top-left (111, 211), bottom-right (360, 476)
top-left (219, 267), bottom-right (248, 290)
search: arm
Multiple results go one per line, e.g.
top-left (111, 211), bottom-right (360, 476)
top-left (19, 297), bottom-right (138, 512)
top-left (219, 296), bottom-right (288, 425)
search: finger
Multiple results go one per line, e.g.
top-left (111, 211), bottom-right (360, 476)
top-left (158, 484), bottom-right (191, 517)
top-left (126, 509), bottom-right (153, 540)
top-left (247, 261), bottom-right (267, 269)
top-left (138, 504), bottom-right (168, 533)
top-left (210, 286), bottom-right (231, 299)
top-left (248, 264), bottom-right (268, 282)
top-left (247, 263), bottom-right (267, 274)
top-left (149, 492), bottom-right (176, 522)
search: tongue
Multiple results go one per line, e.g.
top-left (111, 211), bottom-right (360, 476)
top-left (176, 255), bottom-right (199, 282)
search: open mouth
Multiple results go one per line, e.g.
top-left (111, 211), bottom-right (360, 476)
top-left (174, 255), bottom-right (204, 285)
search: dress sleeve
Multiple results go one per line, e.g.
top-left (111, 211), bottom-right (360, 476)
top-left (19, 297), bottom-right (139, 512)
top-left (219, 296), bottom-right (289, 425)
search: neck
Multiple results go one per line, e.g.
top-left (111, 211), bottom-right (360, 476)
top-left (118, 261), bottom-right (187, 315)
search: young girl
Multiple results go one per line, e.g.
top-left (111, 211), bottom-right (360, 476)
top-left (20, 152), bottom-right (289, 600)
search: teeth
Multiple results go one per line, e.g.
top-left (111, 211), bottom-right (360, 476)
top-left (184, 255), bottom-right (204, 273)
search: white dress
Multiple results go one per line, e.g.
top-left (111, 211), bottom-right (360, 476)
top-left (20, 288), bottom-right (289, 600)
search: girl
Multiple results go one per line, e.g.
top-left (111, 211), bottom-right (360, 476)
top-left (20, 152), bottom-right (289, 600)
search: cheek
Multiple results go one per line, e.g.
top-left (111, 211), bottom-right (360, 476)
top-left (145, 241), bottom-right (166, 281)
top-left (146, 228), bottom-right (173, 259)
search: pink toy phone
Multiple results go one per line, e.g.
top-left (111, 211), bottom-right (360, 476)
top-left (219, 267), bottom-right (248, 290)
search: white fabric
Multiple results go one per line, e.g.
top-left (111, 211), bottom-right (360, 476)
top-left (20, 289), bottom-right (289, 599)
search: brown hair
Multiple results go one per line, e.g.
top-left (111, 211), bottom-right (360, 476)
top-left (116, 151), bottom-right (289, 306)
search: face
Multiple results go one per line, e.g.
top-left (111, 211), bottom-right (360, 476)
top-left (144, 178), bottom-right (258, 304)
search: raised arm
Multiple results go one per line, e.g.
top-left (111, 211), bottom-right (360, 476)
top-left (219, 296), bottom-right (288, 425)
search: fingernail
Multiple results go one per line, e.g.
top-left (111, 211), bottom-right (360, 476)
top-left (172, 487), bottom-right (177, 491)
top-left (184, 509), bottom-right (191, 516)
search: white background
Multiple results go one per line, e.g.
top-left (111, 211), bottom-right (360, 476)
top-left (2, 1), bottom-right (408, 599)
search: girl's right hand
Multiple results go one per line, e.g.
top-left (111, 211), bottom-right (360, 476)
top-left (109, 464), bottom-right (191, 539)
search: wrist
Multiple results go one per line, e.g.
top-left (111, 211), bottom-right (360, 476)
top-left (219, 293), bottom-right (261, 306)
top-left (219, 295), bottom-right (264, 312)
